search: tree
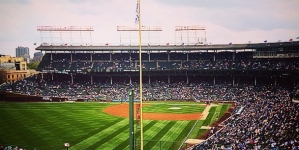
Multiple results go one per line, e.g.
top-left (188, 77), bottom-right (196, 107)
top-left (27, 62), bottom-right (40, 70)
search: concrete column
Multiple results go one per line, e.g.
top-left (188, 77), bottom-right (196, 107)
top-left (110, 76), bottom-right (113, 85)
top-left (232, 77), bottom-right (235, 86)
top-left (71, 74), bottom-right (73, 84)
top-left (168, 75), bottom-right (170, 84)
top-left (213, 76), bottom-right (215, 85)
top-left (129, 76), bottom-right (132, 84)
top-left (233, 52), bottom-right (235, 61)
top-left (214, 51), bottom-right (216, 61)
top-left (255, 77), bottom-right (257, 86)
top-left (91, 76), bottom-right (93, 85)
top-left (130, 53), bottom-right (132, 61)
top-left (187, 76), bottom-right (189, 84)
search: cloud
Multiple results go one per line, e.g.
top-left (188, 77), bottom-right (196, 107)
top-left (152, 0), bottom-right (299, 31)
top-left (0, 0), bottom-right (31, 5)
top-left (0, 0), bottom-right (299, 57)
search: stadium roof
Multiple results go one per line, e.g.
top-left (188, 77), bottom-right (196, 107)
top-left (35, 41), bottom-right (299, 52)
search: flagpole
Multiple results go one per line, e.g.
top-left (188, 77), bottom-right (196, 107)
top-left (137, 0), bottom-right (144, 149)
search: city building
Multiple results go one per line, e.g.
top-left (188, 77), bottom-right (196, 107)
top-left (16, 46), bottom-right (30, 63)
top-left (0, 55), bottom-right (38, 84)
top-left (33, 52), bottom-right (43, 62)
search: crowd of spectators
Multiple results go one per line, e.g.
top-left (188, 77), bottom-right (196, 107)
top-left (0, 145), bottom-right (31, 150)
top-left (38, 53), bottom-right (299, 72)
top-left (1, 74), bottom-right (253, 101)
top-left (192, 86), bottom-right (299, 150)
top-left (45, 59), bottom-right (299, 72)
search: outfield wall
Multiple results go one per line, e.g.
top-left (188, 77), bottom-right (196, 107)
top-left (0, 92), bottom-right (67, 102)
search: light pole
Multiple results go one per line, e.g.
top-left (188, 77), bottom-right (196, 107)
top-left (64, 143), bottom-right (70, 150)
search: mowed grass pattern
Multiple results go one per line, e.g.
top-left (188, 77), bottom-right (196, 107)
top-left (0, 102), bottom-right (230, 150)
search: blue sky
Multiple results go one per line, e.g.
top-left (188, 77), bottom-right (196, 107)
top-left (0, 0), bottom-right (299, 57)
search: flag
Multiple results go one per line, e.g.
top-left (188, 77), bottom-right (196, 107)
top-left (34, 43), bottom-right (36, 45)
top-left (166, 43), bottom-right (169, 45)
top-left (264, 40), bottom-right (267, 43)
top-left (229, 42), bottom-right (232, 45)
top-left (181, 42), bottom-right (184, 46)
top-left (289, 39), bottom-right (293, 42)
top-left (105, 43), bottom-right (109, 46)
top-left (135, 0), bottom-right (139, 25)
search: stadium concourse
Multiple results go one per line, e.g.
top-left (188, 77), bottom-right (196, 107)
top-left (1, 41), bottom-right (299, 149)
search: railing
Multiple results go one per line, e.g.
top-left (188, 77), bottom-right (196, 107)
top-left (40, 42), bottom-right (184, 47)
top-left (185, 112), bottom-right (237, 150)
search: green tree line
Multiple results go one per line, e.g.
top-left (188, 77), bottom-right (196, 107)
top-left (27, 62), bottom-right (39, 70)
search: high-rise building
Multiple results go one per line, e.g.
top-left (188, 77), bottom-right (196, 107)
top-left (33, 52), bottom-right (43, 62)
top-left (16, 46), bottom-right (30, 63)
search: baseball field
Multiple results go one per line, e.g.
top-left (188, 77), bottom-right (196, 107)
top-left (0, 101), bottom-right (231, 150)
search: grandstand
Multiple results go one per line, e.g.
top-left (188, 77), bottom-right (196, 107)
top-left (0, 27), bottom-right (299, 149)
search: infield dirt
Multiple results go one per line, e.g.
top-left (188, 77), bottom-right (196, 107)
top-left (104, 104), bottom-right (203, 120)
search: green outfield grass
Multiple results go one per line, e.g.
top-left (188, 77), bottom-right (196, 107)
top-left (0, 102), bottom-right (231, 150)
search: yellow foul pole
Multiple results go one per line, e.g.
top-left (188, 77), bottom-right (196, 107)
top-left (137, 0), bottom-right (144, 149)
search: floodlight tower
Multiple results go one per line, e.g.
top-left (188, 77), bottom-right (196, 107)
top-left (117, 26), bottom-right (162, 46)
top-left (175, 25), bottom-right (206, 45)
top-left (37, 26), bottom-right (94, 45)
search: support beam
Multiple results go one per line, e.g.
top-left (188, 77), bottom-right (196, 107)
top-left (255, 77), bottom-right (257, 86)
top-left (71, 74), bottom-right (73, 84)
top-left (213, 76), bottom-right (215, 85)
top-left (233, 52), bottom-right (235, 61)
top-left (232, 77), bottom-right (235, 86)
top-left (213, 51), bottom-right (216, 61)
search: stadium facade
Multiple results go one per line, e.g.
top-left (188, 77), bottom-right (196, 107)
top-left (35, 41), bottom-right (299, 86)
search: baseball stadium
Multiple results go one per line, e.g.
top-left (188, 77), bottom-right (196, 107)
top-left (1, 23), bottom-right (299, 150)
